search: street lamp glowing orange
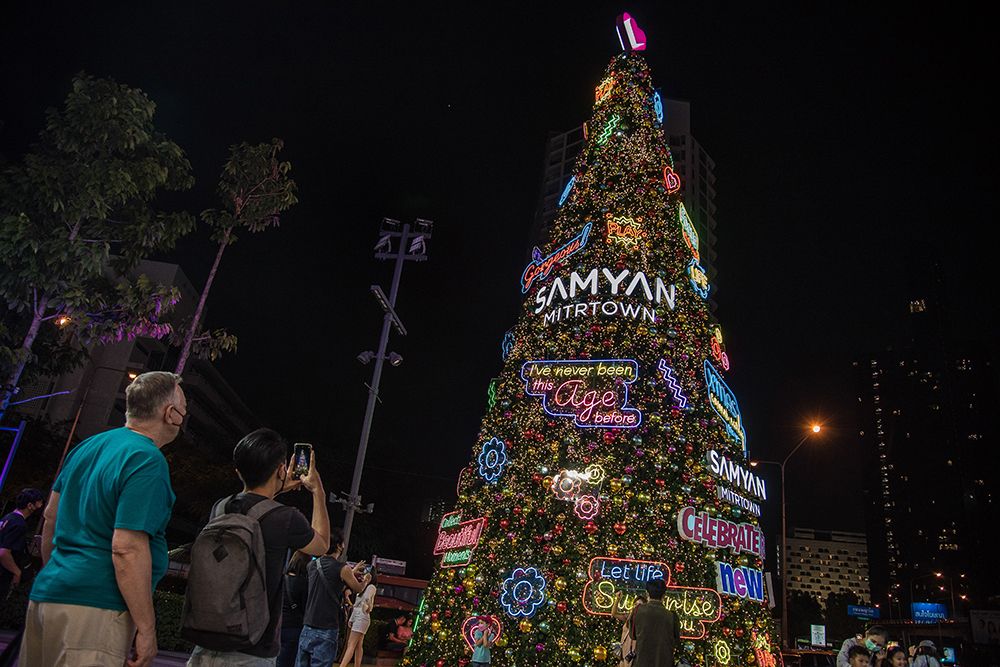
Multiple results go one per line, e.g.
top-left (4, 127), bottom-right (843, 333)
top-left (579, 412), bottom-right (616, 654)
top-left (55, 315), bottom-right (71, 327)
top-left (811, 424), bottom-right (821, 434)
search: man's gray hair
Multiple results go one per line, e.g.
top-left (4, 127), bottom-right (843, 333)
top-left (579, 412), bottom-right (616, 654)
top-left (125, 371), bottom-right (182, 421)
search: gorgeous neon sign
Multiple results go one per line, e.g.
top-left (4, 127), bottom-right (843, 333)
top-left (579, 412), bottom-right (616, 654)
top-left (597, 114), bottom-right (621, 145)
top-left (558, 175), bottom-right (576, 207)
top-left (657, 359), bottom-right (688, 409)
top-left (521, 359), bottom-right (641, 428)
top-left (710, 326), bottom-right (730, 370)
top-left (687, 259), bottom-right (710, 299)
top-left (606, 216), bottom-right (644, 246)
top-left (615, 12), bottom-right (647, 52)
top-left (715, 561), bottom-right (765, 602)
top-left (704, 361), bottom-right (747, 453)
top-left (653, 90), bottom-right (663, 124)
top-left (676, 506), bottom-right (765, 559)
top-left (461, 616), bottom-right (503, 652)
top-left (663, 166), bottom-right (681, 194)
top-left (678, 203), bottom-right (699, 261)
top-left (595, 76), bottom-right (615, 105)
top-left (521, 222), bottom-right (593, 293)
top-left (434, 511), bottom-right (486, 568)
top-left (500, 567), bottom-right (547, 618)
top-left (477, 437), bottom-right (508, 483)
top-left (582, 557), bottom-right (722, 639)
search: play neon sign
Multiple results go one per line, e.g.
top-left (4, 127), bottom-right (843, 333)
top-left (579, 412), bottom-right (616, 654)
top-left (521, 222), bottom-right (593, 293)
top-left (582, 557), bottom-right (722, 639)
top-left (606, 216), bottom-right (644, 246)
top-left (595, 76), bottom-right (615, 105)
top-left (704, 360), bottom-right (747, 453)
top-left (521, 359), bottom-right (641, 428)
top-left (434, 511), bottom-right (486, 568)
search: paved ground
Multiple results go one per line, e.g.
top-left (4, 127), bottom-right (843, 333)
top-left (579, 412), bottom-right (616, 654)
top-left (0, 630), bottom-right (190, 665)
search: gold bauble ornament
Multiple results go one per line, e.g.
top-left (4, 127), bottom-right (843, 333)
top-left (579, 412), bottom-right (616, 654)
top-left (555, 577), bottom-right (568, 591)
top-left (519, 620), bottom-right (533, 633)
top-left (430, 620), bottom-right (441, 632)
top-left (594, 645), bottom-right (608, 661)
top-left (568, 647), bottom-right (582, 661)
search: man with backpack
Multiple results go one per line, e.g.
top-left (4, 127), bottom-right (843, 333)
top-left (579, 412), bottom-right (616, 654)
top-left (0, 488), bottom-right (44, 598)
top-left (20, 371), bottom-right (183, 667)
top-left (184, 428), bottom-right (330, 666)
top-left (295, 530), bottom-right (370, 667)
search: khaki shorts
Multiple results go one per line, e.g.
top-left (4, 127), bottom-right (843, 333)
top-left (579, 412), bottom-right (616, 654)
top-left (20, 601), bottom-right (136, 666)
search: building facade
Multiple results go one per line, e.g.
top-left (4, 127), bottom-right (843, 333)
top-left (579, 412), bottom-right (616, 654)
top-left (784, 527), bottom-right (871, 607)
top-left (856, 260), bottom-right (998, 618)
top-left (531, 98), bottom-right (718, 280)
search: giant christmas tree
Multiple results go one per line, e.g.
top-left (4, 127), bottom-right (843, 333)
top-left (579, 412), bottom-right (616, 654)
top-left (404, 16), bottom-right (782, 667)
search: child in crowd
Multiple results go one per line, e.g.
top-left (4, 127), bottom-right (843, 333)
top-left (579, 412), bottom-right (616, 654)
top-left (471, 617), bottom-right (496, 667)
top-left (848, 645), bottom-right (872, 667)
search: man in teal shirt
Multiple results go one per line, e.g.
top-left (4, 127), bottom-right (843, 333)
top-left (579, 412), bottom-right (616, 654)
top-left (22, 371), bottom-right (184, 667)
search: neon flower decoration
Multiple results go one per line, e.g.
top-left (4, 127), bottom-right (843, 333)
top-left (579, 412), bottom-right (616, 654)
top-left (558, 175), bottom-right (576, 207)
top-left (653, 90), bottom-right (664, 124)
top-left (687, 259), bottom-right (710, 299)
top-left (477, 437), bottom-right (508, 483)
top-left (710, 326), bottom-right (730, 371)
top-left (663, 166), bottom-right (681, 194)
top-left (461, 615), bottom-right (504, 652)
top-left (574, 494), bottom-right (600, 520)
top-left (584, 464), bottom-right (606, 485)
top-left (501, 330), bottom-right (516, 359)
top-left (679, 203), bottom-right (699, 261)
top-left (704, 360), bottom-right (747, 454)
top-left (520, 222), bottom-right (593, 293)
top-left (615, 12), bottom-right (647, 52)
top-left (657, 359), bottom-right (688, 409)
top-left (500, 567), bottom-right (547, 618)
top-left (597, 114), bottom-right (621, 145)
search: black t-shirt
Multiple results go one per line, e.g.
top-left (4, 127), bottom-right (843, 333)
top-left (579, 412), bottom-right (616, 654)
top-left (303, 556), bottom-right (347, 629)
top-left (380, 619), bottom-right (401, 648)
top-left (224, 494), bottom-right (313, 657)
top-left (0, 511), bottom-right (28, 590)
top-left (282, 565), bottom-right (310, 630)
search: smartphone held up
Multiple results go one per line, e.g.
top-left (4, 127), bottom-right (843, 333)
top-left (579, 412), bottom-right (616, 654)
top-left (292, 443), bottom-right (312, 479)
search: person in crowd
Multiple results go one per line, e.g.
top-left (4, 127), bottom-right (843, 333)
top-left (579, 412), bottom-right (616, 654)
top-left (0, 488), bottom-right (44, 598)
top-left (296, 530), bottom-right (369, 667)
top-left (380, 613), bottom-right (409, 652)
top-left (277, 552), bottom-right (311, 667)
top-left (612, 590), bottom-right (646, 666)
top-left (187, 428), bottom-right (331, 666)
top-left (847, 645), bottom-right (872, 667)
top-left (629, 578), bottom-right (680, 667)
top-left (910, 640), bottom-right (942, 667)
top-left (471, 616), bottom-right (496, 667)
top-left (396, 616), bottom-right (413, 642)
top-left (20, 371), bottom-right (182, 667)
top-left (838, 626), bottom-right (889, 667)
top-left (338, 571), bottom-right (378, 667)
top-left (878, 646), bottom-right (908, 667)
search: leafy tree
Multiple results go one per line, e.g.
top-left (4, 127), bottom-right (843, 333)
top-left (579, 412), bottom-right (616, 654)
top-left (0, 73), bottom-right (194, 420)
top-left (788, 590), bottom-right (825, 644)
top-left (824, 591), bottom-right (867, 647)
top-left (172, 139), bottom-right (297, 374)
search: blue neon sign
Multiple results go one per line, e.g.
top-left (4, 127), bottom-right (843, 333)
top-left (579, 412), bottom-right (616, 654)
top-left (653, 90), bottom-right (663, 124)
top-left (558, 175), bottom-right (576, 207)
top-left (704, 360), bottom-right (747, 454)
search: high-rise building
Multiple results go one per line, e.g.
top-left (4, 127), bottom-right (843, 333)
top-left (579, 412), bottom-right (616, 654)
top-left (531, 98), bottom-right (718, 280)
top-left (784, 527), bottom-right (871, 607)
top-left (856, 259), bottom-right (998, 618)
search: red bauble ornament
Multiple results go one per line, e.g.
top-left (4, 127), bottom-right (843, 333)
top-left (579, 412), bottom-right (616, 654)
top-left (584, 521), bottom-right (599, 534)
top-left (532, 473), bottom-right (543, 483)
top-left (614, 522), bottom-right (627, 535)
top-left (557, 601), bottom-right (568, 613)
top-left (553, 524), bottom-right (564, 535)
top-left (444, 609), bottom-right (452, 618)
top-left (437, 660), bottom-right (445, 667)
top-left (674, 562), bottom-right (685, 572)
top-left (500, 519), bottom-right (510, 529)
top-left (735, 628), bottom-right (744, 637)
top-left (431, 612), bottom-right (439, 621)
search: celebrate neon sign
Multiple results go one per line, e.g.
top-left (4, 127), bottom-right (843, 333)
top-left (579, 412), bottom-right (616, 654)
top-left (521, 359), bottom-right (641, 428)
top-left (521, 222), bottom-right (593, 293)
top-left (582, 557), bottom-right (722, 639)
top-left (676, 506), bottom-right (765, 559)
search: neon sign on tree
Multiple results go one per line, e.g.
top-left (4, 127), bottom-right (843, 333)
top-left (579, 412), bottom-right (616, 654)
top-left (404, 14), bottom-right (782, 667)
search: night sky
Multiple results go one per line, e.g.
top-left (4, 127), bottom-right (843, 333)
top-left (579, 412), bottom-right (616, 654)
top-left (2, 4), bottom-right (994, 564)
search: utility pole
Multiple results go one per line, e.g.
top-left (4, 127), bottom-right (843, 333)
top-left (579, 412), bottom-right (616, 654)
top-left (338, 218), bottom-right (432, 555)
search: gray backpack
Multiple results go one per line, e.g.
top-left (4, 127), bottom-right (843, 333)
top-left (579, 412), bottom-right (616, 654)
top-left (181, 495), bottom-right (282, 650)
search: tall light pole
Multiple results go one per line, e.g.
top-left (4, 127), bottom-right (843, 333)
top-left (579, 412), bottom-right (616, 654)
top-left (752, 423), bottom-right (823, 648)
top-left (338, 218), bottom-right (431, 555)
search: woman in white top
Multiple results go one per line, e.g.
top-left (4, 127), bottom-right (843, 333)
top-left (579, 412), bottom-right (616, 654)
top-left (339, 571), bottom-right (378, 667)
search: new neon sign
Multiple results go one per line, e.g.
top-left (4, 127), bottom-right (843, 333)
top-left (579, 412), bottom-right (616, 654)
top-left (678, 203), bottom-right (699, 261)
top-left (716, 561), bottom-right (765, 603)
top-left (521, 222), bottom-right (593, 293)
top-left (704, 360), bottom-right (747, 453)
top-left (582, 557), bottom-right (722, 639)
top-left (521, 359), bottom-right (641, 428)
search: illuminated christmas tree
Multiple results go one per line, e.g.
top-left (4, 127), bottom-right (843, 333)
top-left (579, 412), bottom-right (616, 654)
top-left (404, 15), bottom-right (782, 667)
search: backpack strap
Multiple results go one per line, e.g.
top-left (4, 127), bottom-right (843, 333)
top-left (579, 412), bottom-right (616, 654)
top-left (245, 498), bottom-right (284, 522)
top-left (210, 495), bottom-right (235, 520)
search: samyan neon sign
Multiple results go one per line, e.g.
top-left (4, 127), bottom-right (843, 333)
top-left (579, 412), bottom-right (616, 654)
top-left (521, 359), bottom-right (641, 428)
top-left (582, 557), bottom-right (722, 639)
top-left (704, 360), bottom-right (746, 453)
top-left (521, 222), bottom-right (593, 293)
